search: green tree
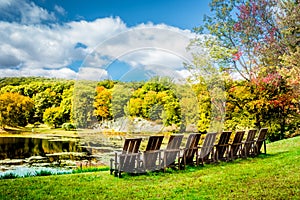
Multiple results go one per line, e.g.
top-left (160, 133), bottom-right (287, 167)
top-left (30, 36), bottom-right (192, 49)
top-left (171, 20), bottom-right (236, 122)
top-left (72, 80), bottom-right (98, 128)
top-left (191, 79), bottom-right (211, 132)
top-left (111, 84), bottom-right (132, 119)
top-left (127, 78), bottom-right (181, 127)
top-left (33, 88), bottom-right (61, 122)
top-left (43, 107), bottom-right (63, 128)
top-left (59, 86), bottom-right (74, 123)
top-left (0, 78), bottom-right (75, 126)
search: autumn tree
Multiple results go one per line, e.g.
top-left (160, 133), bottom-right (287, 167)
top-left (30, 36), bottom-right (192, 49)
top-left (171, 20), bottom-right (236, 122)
top-left (93, 86), bottom-right (112, 121)
top-left (191, 0), bottom-right (299, 139)
top-left (231, 0), bottom-right (300, 137)
top-left (0, 93), bottom-right (34, 128)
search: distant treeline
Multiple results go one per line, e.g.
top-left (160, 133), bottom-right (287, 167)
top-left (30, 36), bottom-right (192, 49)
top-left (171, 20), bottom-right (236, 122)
top-left (0, 76), bottom-right (299, 142)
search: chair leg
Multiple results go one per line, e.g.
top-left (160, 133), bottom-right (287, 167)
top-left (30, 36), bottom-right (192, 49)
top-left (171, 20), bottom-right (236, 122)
top-left (214, 150), bottom-right (218, 163)
top-left (180, 153), bottom-right (186, 170)
top-left (224, 146), bottom-right (228, 162)
top-left (110, 159), bottom-right (114, 175)
top-left (114, 153), bottom-right (118, 175)
top-left (243, 146), bottom-right (247, 158)
top-left (114, 170), bottom-right (118, 177)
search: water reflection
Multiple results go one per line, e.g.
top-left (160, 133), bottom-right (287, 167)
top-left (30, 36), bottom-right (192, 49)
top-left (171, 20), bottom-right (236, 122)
top-left (0, 137), bottom-right (89, 160)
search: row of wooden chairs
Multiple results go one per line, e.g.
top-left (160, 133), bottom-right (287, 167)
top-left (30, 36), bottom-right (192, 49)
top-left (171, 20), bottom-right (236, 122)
top-left (110, 128), bottom-right (268, 177)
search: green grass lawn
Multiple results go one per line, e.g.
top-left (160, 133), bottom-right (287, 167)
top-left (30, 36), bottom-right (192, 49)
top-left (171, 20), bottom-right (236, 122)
top-left (1, 136), bottom-right (299, 200)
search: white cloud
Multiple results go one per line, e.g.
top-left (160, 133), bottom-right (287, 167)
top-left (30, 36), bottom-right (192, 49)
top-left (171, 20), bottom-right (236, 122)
top-left (0, 68), bottom-right (77, 79)
top-left (85, 25), bottom-right (195, 72)
top-left (0, 0), bottom-right (14, 8)
top-left (0, 1), bottom-right (198, 80)
top-left (77, 67), bottom-right (109, 81)
top-left (54, 5), bottom-right (66, 16)
top-left (0, 21), bottom-right (80, 69)
top-left (20, 1), bottom-right (56, 24)
top-left (0, 0), bottom-right (56, 24)
top-left (66, 17), bottom-right (127, 47)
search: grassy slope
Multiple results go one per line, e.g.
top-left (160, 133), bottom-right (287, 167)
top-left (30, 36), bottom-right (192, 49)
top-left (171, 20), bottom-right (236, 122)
top-left (0, 137), bottom-right (299, 200)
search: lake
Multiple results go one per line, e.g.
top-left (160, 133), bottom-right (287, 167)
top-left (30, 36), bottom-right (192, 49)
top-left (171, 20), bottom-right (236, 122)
top-left (0, 134), bottom-right (122, 171)
top-left (0, 136), bottom-right (88, 160)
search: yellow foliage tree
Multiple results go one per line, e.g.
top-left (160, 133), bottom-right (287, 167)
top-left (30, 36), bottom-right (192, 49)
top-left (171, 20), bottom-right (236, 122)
top-left (0, 92), bottom-right (34, 128)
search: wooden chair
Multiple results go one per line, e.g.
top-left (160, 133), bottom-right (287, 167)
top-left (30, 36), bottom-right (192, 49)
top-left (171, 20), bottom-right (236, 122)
top-left (110, 138), bottom-right (142, 177)
top-left (141, 135), bottom-right (164, 172)
top-left (180, 133), bottom-right (202, 169)
top-left (229, 130), bottom-right (245, 160)
top-left (160, 135), bottom-right (184, 172)
top-left (241, 129), bottom-right (257, 157)
top-left (253, 128), bottom-right (268, 155)
top-left (196, 132), bottom-right (218, 166)
top-left (214, 131), bottom-right (232, 162)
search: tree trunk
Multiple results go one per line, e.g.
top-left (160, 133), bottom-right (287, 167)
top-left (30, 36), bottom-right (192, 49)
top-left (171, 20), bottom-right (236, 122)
top-left (280, 112), bottom-right (286, 139)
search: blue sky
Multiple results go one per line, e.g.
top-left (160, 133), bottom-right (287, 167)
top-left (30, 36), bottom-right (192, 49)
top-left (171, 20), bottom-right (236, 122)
top-left (34, 0), bottom-right (210, 29)
top-left (0, 0), bottom-right (211, 81)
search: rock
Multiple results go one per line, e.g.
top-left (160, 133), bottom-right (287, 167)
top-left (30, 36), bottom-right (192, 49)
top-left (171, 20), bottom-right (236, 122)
top-left (26, 156), bottom-right (48, 164)
top-left (0, 159), bottom-right (24, 165)
top-left (31, 163), bottom-right (51, 167)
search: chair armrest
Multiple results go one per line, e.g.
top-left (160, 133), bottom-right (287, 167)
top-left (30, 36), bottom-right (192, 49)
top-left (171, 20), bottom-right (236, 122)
top-left (254, 138), bottom-right (266, 142)
top-left (163, 149), bottom-right (181, 153)
top-left (215, 144), bottom-right (229, 147)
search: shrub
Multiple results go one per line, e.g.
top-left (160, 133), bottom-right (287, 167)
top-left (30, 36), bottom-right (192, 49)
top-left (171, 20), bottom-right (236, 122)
top-left (33, 122), bottom-right (41, 128)
top-left (62, 123), bottom-right (76, 131)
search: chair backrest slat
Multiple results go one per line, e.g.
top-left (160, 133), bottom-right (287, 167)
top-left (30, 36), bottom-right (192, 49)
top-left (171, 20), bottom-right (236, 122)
top-left (245, 129), bottom-right (257, 142)
top-left (167, 135), bottom-right (183, 150)
top-left (217, 131), bottom-right (232, 145)
top-left (255, 128), bottom-right (268, 153)
top-left (122, 138), bottom-right (142, 153)
top-left (230, 130), bottom-right (245, 157)
top-left (183, 133), bottom-right (202, 164)
top-left (143, 136), bottom-right (164, 171)
top-left (119, 138), bottom-right (142, 173)
top-left (146, 136), bottom-right (164, 151)
top-left (257, 128), bottom-right (268, 141)
top-left (232, 130), bottom-right (245, 144)
top-left (242, 129), bottom-right (257, 156)
top-left (161, 135), bottom-right (183, 168)
top-left (199, 132), bottom-right (218, 158)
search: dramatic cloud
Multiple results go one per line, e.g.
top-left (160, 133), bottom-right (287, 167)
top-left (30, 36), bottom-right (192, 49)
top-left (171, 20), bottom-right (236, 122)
top-left (0, 1), bottom-right (196, 80)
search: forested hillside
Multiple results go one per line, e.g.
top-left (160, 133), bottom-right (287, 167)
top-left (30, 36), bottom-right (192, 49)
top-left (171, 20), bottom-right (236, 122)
top-left (0, 75), bottom-right (299, 141)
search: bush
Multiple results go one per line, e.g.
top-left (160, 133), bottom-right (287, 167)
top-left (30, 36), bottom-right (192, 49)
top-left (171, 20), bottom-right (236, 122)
top-left (33, 122), bottom-right (41, 128)
top-left (62, 123), bottom-right (76, 131)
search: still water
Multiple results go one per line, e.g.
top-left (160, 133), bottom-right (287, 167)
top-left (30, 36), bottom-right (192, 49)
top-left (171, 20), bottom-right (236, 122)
top-left (0, 136), bottom-right (89, 160)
